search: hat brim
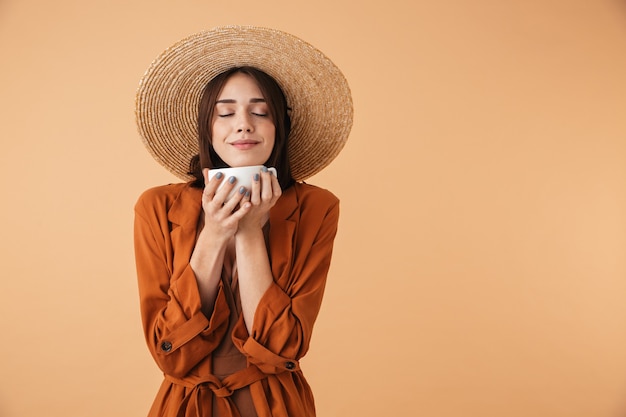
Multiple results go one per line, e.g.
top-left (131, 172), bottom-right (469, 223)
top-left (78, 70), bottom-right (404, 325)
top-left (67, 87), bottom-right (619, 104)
top-left (135, 25), bottom-right (353, 181)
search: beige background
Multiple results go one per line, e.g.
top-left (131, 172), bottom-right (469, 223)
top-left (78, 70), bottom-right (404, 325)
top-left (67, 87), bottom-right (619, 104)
top-left (1, 0), bottom-right (625, 416)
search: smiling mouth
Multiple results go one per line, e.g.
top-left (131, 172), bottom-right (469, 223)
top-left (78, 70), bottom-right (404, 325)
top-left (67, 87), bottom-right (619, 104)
top-left (231, 140), bottom-right (260, 149)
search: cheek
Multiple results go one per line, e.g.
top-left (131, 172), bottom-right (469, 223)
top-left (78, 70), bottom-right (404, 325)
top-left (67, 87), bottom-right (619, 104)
top-left (211, 120), bottom-right (226, 138)
top-left (265, 122), bottom-right (276, 141)
top-left (266, 127), bottom-right (276, 151)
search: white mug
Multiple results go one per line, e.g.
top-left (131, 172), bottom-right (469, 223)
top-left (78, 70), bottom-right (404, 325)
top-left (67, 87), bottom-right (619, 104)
top-left (208, 165), bottom-right (277, 200)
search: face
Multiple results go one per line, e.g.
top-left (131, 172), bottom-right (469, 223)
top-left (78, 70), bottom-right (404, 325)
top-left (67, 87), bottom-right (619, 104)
top-left (211, 72), bottom-right (276, 167)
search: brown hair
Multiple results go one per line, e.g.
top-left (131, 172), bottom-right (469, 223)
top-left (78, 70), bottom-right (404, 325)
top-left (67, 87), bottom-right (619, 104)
top-left (188, 66), bottom-right (294, 190)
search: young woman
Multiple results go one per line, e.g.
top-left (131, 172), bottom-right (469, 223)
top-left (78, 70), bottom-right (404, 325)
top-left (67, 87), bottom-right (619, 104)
top-left (134, 26), bottom-right (353, 417)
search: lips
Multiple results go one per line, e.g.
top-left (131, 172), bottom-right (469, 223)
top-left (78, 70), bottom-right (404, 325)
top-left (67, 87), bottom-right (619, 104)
top-left (230, 139), bottom-right (260, 150)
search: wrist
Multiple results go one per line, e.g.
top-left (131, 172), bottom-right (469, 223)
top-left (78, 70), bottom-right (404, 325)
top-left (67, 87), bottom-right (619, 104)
top-left (197, 223), bottom-right (232, 246)
top-left (235, 225), bottom-right (264, 239)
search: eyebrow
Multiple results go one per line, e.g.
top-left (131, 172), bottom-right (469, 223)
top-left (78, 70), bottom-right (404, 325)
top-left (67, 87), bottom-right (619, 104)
top-left (215, 98), bottom-right (266, 104)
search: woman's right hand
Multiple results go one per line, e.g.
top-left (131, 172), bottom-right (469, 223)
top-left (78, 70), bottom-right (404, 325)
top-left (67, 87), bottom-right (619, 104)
top-left (191, 168), bottom-right (251, 315)
top-left (200, 168), bottom-right (252, 241)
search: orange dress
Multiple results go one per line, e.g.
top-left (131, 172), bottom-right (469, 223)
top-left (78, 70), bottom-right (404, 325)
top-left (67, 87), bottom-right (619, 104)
top-left (210, 233), bottom-right (262, 417)
top-left (133, 182), bottom-right (339, 417)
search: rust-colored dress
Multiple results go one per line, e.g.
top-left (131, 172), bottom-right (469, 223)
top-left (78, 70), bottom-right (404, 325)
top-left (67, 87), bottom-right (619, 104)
top-left (210, 234), bottom-right (260, 417)
top-left (133, 182), bottom-right (339, 417)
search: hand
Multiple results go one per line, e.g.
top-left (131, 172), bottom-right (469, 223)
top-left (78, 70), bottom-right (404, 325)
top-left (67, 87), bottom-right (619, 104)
top-left (199, 168), bottom-right (252, 241)
top-left (236, 167), bottom-right (282, 234)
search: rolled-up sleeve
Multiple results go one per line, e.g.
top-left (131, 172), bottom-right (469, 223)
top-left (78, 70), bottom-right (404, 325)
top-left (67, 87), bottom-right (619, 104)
top-left (134, 192), bottom-right (230, 378)
top-left (233, 196), bottom-right (339, 374)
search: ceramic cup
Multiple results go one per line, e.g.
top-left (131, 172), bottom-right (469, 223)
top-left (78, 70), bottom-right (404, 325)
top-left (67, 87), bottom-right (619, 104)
top-left (208, 165), bottom-right (277, 200)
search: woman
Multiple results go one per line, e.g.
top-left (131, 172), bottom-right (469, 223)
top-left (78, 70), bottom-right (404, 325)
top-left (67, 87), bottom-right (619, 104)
top-left (134, 26), bottom-right (353, 417)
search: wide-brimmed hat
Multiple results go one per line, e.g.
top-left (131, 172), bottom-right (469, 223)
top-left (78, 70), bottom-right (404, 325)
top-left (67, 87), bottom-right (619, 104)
top-left (135, 25), bottom-right (353, 181)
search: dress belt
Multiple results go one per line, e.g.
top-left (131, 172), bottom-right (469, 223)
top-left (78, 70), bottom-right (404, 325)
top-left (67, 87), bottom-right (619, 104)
top-left (166, 366), bottom-right (266, 417)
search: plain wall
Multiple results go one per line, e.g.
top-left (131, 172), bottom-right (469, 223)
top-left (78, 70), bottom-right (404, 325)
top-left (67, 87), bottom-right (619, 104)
top-left (1, 0), bottom-right (625, 416)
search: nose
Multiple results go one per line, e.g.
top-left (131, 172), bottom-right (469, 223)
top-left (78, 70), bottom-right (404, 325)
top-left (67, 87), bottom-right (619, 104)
top-left (236, 113), bottom-right (254, 133)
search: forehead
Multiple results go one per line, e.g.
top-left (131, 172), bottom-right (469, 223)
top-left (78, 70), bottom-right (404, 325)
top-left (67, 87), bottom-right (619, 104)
top-left (217, 72), bottom-right (264, 100)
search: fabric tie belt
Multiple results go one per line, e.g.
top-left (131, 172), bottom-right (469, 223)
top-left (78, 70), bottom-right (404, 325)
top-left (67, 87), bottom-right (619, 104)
top-left (166, 366), bottom-right (267, 417)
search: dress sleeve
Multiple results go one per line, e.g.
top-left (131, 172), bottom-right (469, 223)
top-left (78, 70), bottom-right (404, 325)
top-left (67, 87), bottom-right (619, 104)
top-left (232, 197), bottom-right (340, 374)
top-left (134, 193), bottom-right (230, 378)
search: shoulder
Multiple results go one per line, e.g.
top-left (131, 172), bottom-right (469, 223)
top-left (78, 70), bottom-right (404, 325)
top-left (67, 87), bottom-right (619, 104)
top-left (272, 182), bottom-right (339, 225)
top-left (288, 183), bottom-right (340, 243)
top-left (291, 182), bottom-right (339, 209)
top-left (134, 182), bottom-right (194, 215)
top-left (282, 183), bottom-right (340, 228)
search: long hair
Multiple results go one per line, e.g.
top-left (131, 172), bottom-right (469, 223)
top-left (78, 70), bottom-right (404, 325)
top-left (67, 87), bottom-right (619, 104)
top-left (188, 66), bottom-right (294, 190)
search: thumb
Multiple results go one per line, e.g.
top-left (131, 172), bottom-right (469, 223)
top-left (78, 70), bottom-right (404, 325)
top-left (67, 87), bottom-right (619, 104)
top-left (202, 168), bottom-right (209, 186)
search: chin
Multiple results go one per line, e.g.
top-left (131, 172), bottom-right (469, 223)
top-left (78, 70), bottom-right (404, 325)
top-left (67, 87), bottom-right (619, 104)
top-left (226, 158), bottom-right (270, 168)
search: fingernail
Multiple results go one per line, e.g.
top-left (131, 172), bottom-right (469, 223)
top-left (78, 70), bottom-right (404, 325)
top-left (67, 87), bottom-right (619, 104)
top-left (261, 166), bottom-right (268, 173)
top-left (254, 173), bottom-right (260, 181)
top-left (239, 186), bottom-right (246, 194)
top-left (228, 176), bottom-right (236, 184)
top-left (245, 190), bottom-right (251, 198)
top-left (216, 172), bottom-right (223, 179)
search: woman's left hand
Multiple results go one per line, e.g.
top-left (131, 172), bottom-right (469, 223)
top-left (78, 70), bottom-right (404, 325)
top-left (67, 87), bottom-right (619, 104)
top-left (237, 167), bottom-right (282, 234)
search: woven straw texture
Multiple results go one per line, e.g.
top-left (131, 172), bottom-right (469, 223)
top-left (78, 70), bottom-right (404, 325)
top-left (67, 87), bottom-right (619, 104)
top-left (135, 25), bottom-right (353, 181)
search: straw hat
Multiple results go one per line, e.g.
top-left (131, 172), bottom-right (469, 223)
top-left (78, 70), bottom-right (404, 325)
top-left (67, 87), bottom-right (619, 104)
top-left (135, 25), bottom-right (353, 181)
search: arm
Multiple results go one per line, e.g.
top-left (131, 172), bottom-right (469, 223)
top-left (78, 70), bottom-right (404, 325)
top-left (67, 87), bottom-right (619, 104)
top-left (189, 224), bottom-right (229, 317)
top-left (133, 173), bottom-right (257, 377)
top-left (190, 168), bottom-right (255, 315)
top-left (233, 191), bottom-right (340, 374)
top-left (235, 168), bottom-right (281, 334)
top-left (133, 188), bottom-right (232, 378)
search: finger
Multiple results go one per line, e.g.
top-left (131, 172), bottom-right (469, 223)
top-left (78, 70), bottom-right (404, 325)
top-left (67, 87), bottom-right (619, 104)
top-left (203, 168), bottom-right (210, 185)
top-left (260, 167), bottom-right (274, 201)
top-left (213, 176), bottom-right (238, 205)
top-left (270, 171), bottom-right (282, 201)
top-left (230, 200), bottom-right (252, 222)
top-left (222, 184), bottom-right (247, 213)
top-left (203, 170), bottom-right (224, 198)
top-left (260, 167), bottom-right (282, 203)
top-left (242, 188), bottom-right (252, 205)
top-left (249, 172), bottom-right (262, 205)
